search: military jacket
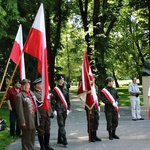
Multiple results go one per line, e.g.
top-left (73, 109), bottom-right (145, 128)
top-left (101, 86), bottom-right (119, 110)
top-left (51, 85), bottom-right (70, 112)
top-left (33, 90), bottom-right (51, 117)
top-left (16, 90), bottom-right (40, 129)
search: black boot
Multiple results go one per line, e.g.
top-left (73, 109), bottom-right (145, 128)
top-left (44, 134), bottom-right (54, 150)
top-left (62, 134), bottom-right (68, 145)
top-left (90, 131), bottom-right (95, 142)
top-left (38, 135), bottom-right (46, 150)
top-left (57, 132), bottom-right (63, 144)
top-left (108, 131), bottom-right (113, 140)
top-left (93, 131), bottom-right (102, 141)
top-left (112, 130), bottom-right (119, 139)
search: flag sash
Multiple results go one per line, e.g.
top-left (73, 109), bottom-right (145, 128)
top-left (101, 88), bottom-right (119, 112)
top-left (54, 87), bottom-right (68, 110)
top-left (148, 87), bottom-right (150, 119)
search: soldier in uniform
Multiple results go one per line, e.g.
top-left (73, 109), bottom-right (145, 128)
top-left (101, 77), bottom-right (120, 140)
top-left (15, 79), bottom-right (40, 150)
top-left (85, 75), bottom-right (101, 142)
top-left (51, 75), bottom-right (70, 146)
top-left (32, 78), bottom-right (54, 150)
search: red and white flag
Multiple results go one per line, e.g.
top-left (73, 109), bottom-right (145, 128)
top-left (10, 24), bottom-right (26, 80)
top-left (23, 3), bottom-right (49, 111)
top-left (148, 87), bottom-right (150, 119)
top-left (77, 51), bottom-right (98, 110)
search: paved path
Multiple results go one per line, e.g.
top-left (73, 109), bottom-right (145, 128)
top-left (6, 93), bottom-right (150, 150)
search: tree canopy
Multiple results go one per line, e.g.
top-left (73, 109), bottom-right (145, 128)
top-left (0, 0), bottom-right (149, 90)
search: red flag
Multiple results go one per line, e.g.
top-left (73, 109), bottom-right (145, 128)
top-left (148, 87), bottom-right (150, 119)
top-left (77, 52), bottom-right (98, 110)
top-left (10, 24), bottom-right (26, 80)
top-left (23, 3), bottom-right (49, 111)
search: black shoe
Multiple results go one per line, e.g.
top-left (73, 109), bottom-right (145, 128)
top-left (93, 131), bottom-right (102, 141)
top-left (112, 134), bottom-right (120, 139)
top-left (90, 137), bottom-right (95, 142)
top-left (132, 119), bottom-right (137, 121)
top-left (57, 132), bottom-right (63, 144)
top-left (62, 135), bottom-right (68, 145)
top-left (108, 131), bottom-right (113, 140)
top-left (138, 118), bottom-right (144, 120)
top-left (112, 130), bottom-right (119, 139)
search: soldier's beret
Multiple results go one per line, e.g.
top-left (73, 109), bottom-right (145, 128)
top-left (20, 79), bottom-right (31, 85)
top-left (32, 78), bottom-right (42, 85)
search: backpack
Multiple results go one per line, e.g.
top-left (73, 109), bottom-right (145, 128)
top-left (0, 118), bottom-right (7, 131)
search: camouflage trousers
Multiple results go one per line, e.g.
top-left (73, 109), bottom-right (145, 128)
top-left (86, 107), bottom-right (99, 133)
top-left (105, 109), bottom-right (118, 131)
top-left (57, 110), bottom-right (67, 136)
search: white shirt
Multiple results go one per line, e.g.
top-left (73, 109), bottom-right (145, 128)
top-left (128, 83), bottom-right (139, 96)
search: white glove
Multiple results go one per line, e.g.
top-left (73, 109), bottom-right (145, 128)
top-left (53, 111), bottom-right (57, 116)
top-left (98, 106), bottom-right (100, 117)
top-left (112, 102), bottom-right (117, 107)
top-left (98, 106), bottom-right (100, 112)
top-left (67, 110), bottom-right (70, 115)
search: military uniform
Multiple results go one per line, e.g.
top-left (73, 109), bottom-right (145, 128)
top-left (51, 83), bottom-right (70, 145)
top-left (16, 85), bottom-right (40, 150)
top-left (101, 77), bottom-right (120, 140)
top-left (32, 78), bottom-right (54, 150)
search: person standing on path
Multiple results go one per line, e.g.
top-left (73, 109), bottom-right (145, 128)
top-left (101, 77), bottom-right (120, 140)
top-left (16, 79), bottom-right (40, 150)
top-left (32, 78), bottom-right (54, 150)
top-left (6, 79), bottom-right (21, 137)
top-left (51, 75), bottom-right (70, 146)
top-left (128, 77), bottom-right (144, 121)
top-left (85, 75), bottom-right (101, 142)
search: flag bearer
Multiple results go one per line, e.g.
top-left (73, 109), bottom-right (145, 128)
top-left (101, 77), bottom-right (120, 140)
top-left (32, 78), bottom-right (54, 150)
top-left (51, 75), bottom-right (70, 146)
top-left (85, 75), bottom-right (102, 142)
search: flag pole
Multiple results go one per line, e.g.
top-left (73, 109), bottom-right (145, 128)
top-left (0, 58), bottom-right (11, 91)
top-left (88, 108), bottom-right (91, 142)
top-left (0, 51), bottom-right (23, 108)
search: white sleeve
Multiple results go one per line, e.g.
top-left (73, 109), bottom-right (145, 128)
top-left (148, 87), bottom-right (150, 97)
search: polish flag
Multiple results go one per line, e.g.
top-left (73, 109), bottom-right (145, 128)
top-left (77, 52), bottom-right (98, 110)
top-left (10, 24), bottom-right (26, 80)
top-left (148, 87), bottom-right (150, 119)
top-left (23, 3), bottom-right (49, 111)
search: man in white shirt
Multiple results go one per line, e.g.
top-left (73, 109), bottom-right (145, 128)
top-left (128, 77), bottom-right (144, 121)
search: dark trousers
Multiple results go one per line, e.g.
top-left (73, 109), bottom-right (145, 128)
top-left (105, 110), bottom-right (118, 131)
top-left (22, 129), bottom-right (36, 150)
top-left (57, 110), bottom-right (67, 136)
top-left (86, 106), bottom-right (99, 133)
top-left (9, 110), bottom-right (20, 136)
top-left (37, 116), bottom-right (50, 136)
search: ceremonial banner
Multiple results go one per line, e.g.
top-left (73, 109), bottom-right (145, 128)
top-left (23, 3), bottom-right (49, 111)
top-left (10, 24), bottom-right (26, 80)
top-left (77, 52), bottom-right (98, 110)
